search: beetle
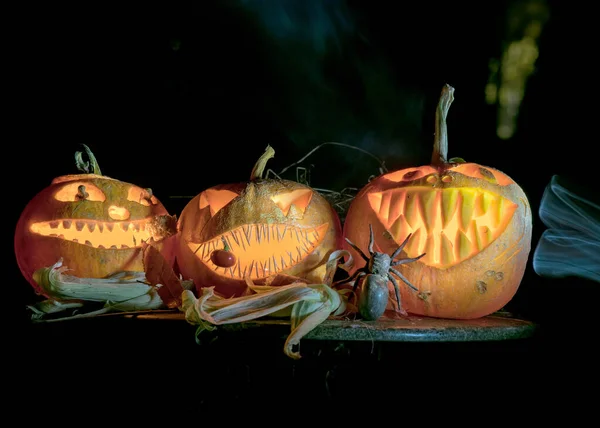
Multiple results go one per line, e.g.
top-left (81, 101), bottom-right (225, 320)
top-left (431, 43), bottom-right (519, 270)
top-left (339, 224), bottom-right (426, 320)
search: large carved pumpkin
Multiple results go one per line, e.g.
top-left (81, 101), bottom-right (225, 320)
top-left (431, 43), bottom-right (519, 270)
top-left (343, 85), bottom-right (532, 319)
top-left (14, 145), bottom-right (177, 296)
top-left (176, 146), bottom-right (343, 297)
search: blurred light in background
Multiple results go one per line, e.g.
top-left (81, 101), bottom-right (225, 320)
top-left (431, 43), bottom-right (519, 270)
top-left (486, 0), bottom-right (549, 140)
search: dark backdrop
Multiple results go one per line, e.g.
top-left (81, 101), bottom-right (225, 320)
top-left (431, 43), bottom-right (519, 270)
top-left (9, 0), bottom-right (599, 406)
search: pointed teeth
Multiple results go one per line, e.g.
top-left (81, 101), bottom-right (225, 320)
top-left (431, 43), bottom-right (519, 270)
top-left (373, 188), bottom-right (517, 268)
top-left (29, 219), bottom-right (154, 249)
top-left (191, 223), bottom-right (329, 280)
top-left (460, 191), bottom-right (476, 230)
top-left (441, 189), bottom-right (458, 228)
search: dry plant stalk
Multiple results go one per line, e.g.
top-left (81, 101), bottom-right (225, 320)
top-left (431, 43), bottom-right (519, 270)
top-left (28, 258), bottom-right (193, 321)
top-left (181, 249), bottom-right (355, 359)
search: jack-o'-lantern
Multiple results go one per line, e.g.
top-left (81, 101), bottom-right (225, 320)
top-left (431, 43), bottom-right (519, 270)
top-left (176, 145), bottom-right (343, 297)
top-left (343, 85), bottom-right (532, 319)
top-left (14, 145), bottom-right (177, 296)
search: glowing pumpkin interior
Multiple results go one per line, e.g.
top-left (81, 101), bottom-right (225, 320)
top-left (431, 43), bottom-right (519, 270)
top-left (368, 165), bottom-right (518, 268)
top-left (187, 186), bottom-right (330, 280)
top-left (28, 175), bottom-right (163, 250)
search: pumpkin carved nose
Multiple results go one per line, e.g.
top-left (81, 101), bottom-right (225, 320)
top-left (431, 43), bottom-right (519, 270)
top-left (108, 205), bottom-right (130, 220)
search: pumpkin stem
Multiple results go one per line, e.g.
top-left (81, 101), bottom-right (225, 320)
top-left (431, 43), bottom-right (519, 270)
top-left (431, 84), bottom-right (455, 165)
top-left (250, 145), bottom-right (275, 180)
top-left (74, 144), bottom-right (102, 175)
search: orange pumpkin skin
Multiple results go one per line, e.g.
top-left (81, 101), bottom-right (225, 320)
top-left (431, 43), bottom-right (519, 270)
top-left (343, 163), bottom-right (532, 319)
top-left (343, 85), bottom-right (532, 319)
top-left (176, 179), bottom-right (343, 298)
top-left (15, 173), bottom-right (176, 296)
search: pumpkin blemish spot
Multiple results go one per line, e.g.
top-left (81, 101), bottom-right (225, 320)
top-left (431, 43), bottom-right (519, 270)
top-left (477, 280), bottom-right (488, 294)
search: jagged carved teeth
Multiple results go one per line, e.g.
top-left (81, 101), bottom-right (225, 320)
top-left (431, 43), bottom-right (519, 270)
top-left (30, 219), bottom-right (152, 249)
top-left (368, 188), bottom-right (517, 268)
top-left (189, 223), bottom-right (330, 280)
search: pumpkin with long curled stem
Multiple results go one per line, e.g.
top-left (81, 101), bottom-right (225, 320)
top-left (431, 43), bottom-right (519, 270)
top-left (343, 85), bottom-right (533, 319)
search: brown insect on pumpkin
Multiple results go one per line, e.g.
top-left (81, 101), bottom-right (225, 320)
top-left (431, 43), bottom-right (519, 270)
top-left (337, 224), bottom-right (425, 321)
top-left (343, 85), bottom-right (533, 319)
top-left (14, 145), bottom-right (177, 297)
top-left (176, 145), bottom-right (344, 298)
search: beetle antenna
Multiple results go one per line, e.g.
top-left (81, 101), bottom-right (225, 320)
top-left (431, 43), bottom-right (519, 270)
top-left (368, 224), bottom-right (375, 256)
top-left (344, 237), bottom-right (370, 263)
top-left (389, 268), bottom-right (419, 292)
top-left (392, 252), bottom-right (426, 266)
top-left (390, 233), bottom-right (413, 260)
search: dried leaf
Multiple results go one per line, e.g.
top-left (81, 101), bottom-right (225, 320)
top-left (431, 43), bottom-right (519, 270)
top-left (143, 242), bottom-right (183, 308)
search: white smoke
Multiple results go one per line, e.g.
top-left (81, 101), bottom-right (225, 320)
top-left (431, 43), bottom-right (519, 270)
top-left (533, 175), bottom-right (600, 283)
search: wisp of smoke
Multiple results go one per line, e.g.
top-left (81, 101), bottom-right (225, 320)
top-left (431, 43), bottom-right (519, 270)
top-left (239, 0), bottom-right (354, 55)
top-left (236, 0), bottom-right (427, 178)
top-left (533, 175), bottom-right (600, 283)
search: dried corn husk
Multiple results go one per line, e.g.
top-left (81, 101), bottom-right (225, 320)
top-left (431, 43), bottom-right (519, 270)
top-left (181, 249), bottom-right (354, 359)
top-left (29, 258), bottom-right (193, 319)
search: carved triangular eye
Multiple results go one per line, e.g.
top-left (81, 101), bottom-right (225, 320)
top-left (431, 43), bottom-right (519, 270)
top-left (270, 188), bottom-right (313, 216)
top-left (199, 188), bottom-right (238, 216)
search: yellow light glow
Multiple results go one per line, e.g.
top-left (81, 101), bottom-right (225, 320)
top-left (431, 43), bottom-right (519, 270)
top-left (30, 218), bottom-right (154, 248)
top-left (270, 188), bottom-right (313, 216)
top-left (486, 0), bottom-right (548, 139)
top-left (108, 205), bottom-right (130, 220)
top-left (199, 189), bottom-right (238, 216)
top-left (127, 186), bottom-right (158, 206)
top-left (189, 222), bottom-right (329, 280)
top-left (368, 188), bottom-right (517, 268)
top-left (54, 182), bottom-right (106, 202)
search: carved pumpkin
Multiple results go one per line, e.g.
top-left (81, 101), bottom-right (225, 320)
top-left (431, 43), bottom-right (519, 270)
top-left (14, 145), bottom-right (177, 296)
top-left (343, 85), bottom-right (532, 319)
top-left (176, 146), bottom-right (343, 297)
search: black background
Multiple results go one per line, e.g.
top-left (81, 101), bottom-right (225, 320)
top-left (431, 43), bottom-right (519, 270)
top-left (9, 0), bottom-right (599, 410)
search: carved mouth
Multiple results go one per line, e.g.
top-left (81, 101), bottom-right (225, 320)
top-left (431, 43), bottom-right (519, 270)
top-left (30, 219), bottom-right (155, 249)
top-left (189, 223), bottom-right (330, 280)
top-left (368, 188), bottom-right (517, 268)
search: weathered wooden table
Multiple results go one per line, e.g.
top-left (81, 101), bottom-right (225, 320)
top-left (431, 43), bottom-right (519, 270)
top-left (124, 310), bottom-right (536, 342)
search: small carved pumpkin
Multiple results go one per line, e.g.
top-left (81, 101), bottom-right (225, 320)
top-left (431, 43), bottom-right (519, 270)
top-left (176, 146), bottom-right (343, 297)
top-left (14, 145), bottom-right (177, 296)
top-left (343, 85), bottom-right (532, 319)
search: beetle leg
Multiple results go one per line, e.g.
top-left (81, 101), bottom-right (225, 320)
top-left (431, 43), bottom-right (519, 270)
top-left (390, 232), bottom-right (413, 260)
top-left (388, 273), bottom-right (402, 308)
top-left (389, 267), bottom-right (419, 292)
top-left (368, 224), bottom-right (375, 256)
top-left (388, 273), bottom-right (408, 316)
top-left (333, 267), bottom-right (367, 290)
top-left (351, 271), bottom-right (367, 294)
top-left (391, 252), bottom-right (426, 266)
top-left (344, 237), bottom-right (370, 263)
